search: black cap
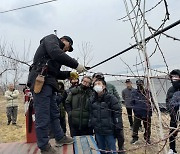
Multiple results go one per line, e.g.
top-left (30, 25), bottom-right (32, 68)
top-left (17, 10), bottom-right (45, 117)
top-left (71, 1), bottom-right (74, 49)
top-left (125, 79), bottom-right (131, 83)
top-left (170, 69), bottom-right (180, 77)
top-left (60, 36), bottom-right (73, 52)
top-left (136, 79), bottom-right (144, 85)
top-left (92, 72), bottom-right (104, 80)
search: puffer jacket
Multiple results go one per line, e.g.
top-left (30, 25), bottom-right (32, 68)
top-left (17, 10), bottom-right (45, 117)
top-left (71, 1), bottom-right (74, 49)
top-left (27, 34), bottom-right (78, 91)
top-left (131, 89), bottom-right (152, 118)
top-left (166, 86), bottom-right (179, 113)
top-left (4, 90), bottom-right (19, 107)
top-left (89, 92), bottom-right (123, 135)
top-left (106, 83), bottom-right (121, 103)
top-left (65, 85), bottom-right (93, 130)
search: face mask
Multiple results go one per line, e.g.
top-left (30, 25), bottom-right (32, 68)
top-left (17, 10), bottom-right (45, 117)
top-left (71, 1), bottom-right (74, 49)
top-left (71, 82), bottom-right (78, 87)
top-left (137, 85), bottom-right (144, 91)
top-left (93, 85), bottom-right (103, 93)
top-left (81, 84), bottom-right (89, 90)
top-left (172, 80), bottom-right (180, 90)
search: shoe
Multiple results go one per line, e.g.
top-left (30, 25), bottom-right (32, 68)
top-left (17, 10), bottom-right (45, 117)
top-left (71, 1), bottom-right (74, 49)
top-left (130, 138), bottom-right (138, 144)
top-left (12, 123), bottom-right (16, 125)
top-left (55, 136), bottom-right (74, 147)
top-left (7, 121), bottom-right (11, 125)
top-left (139, 126), bottom-right (143, 132)
top-left (168, 149), bottom-right (177, 154)
top-left (41, 144), bottom-right (57, 154)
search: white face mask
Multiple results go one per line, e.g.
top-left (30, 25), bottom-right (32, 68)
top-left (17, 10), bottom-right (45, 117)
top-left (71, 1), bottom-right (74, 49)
top-left (93, 85), bottom-right (103, 93)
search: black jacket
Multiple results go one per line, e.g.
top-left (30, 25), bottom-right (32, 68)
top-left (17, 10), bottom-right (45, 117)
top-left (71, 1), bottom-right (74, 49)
top-left (27, 34), bottom-right (78, 91)
top-left (166, 86), bottom-right (179, 113)
top-left (131, 89), bottom-right (153, 118)
top-left (89, 92), bottom-right (123, 135)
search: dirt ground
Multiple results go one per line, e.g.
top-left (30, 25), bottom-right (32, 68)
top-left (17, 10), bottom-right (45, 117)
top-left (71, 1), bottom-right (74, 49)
top-left (0, 93), bottom-right (179, 154)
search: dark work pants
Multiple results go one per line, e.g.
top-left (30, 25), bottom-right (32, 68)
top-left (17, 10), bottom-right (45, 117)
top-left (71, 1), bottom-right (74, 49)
top-left (169, 113), bottom-right (178, 152)
top-left (33, 85), bottom-right (64, 150)
top-left (116, 130), bottom-right (125, 153)
top-left (126, 108), bottom-right (133, 127)
top-left (6, 106), bottom-right (18, 124)
top-left (132, 116), bottom-right (151, 140)
top-left (60, 115), bottom-right (66, 134)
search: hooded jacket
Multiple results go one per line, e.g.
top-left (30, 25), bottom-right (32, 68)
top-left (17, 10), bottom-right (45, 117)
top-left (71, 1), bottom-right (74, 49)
top-left (27, 34), bottom-right (78, 91)
top-left (89, 92), bottom-right (123, 135)
top-left (166, 69), bottom-right (180, 113)
top-left (65, 85), bottom-right (93, 130)
top-left (4, 89), bottom-right (19, 107)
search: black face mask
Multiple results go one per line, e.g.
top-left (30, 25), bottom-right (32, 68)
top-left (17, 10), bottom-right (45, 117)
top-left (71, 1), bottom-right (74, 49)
top-left (172, 80), bottom-right (180, 90)
top-left (81, 84), bottom-right (89, 90)
top-left (137, 85), bottom-right (144, 91)
top-left (71, 83), bottom-right (78, 87)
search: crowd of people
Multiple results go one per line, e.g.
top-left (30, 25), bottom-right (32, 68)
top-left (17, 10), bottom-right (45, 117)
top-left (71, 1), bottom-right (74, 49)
top-left (4, 34), bottom-right (179, 154)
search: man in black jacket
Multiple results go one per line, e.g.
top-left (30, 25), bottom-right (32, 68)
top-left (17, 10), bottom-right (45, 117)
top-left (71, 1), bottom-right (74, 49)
top-left (166, 69), bottom-right (180, 154)
top-left (130, 79), bottom-right (152, 145)
top-left (27, 34), bottom-right (86, 154)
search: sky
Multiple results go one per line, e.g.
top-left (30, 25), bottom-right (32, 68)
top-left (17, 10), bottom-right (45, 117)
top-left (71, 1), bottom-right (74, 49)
top-left (0, 0), bottom-right (180, 82)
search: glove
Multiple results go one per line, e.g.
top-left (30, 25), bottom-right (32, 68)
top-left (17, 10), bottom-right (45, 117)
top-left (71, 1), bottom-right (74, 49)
top-left (70, 72), bottom-right (79, 79)
top-left (76, 64), bottom-right (87, 73)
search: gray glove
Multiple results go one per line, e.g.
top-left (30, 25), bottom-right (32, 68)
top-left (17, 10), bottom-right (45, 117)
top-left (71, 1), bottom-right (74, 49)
top-left (76, 64), bottom-right (87, 73)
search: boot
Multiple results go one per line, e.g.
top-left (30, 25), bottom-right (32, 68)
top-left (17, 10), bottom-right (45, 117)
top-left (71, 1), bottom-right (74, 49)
top-left (55, 135), bottom-right (74, 147)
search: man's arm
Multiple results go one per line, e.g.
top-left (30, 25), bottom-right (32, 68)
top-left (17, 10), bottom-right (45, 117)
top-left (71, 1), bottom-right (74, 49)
top-left (111, 96), bottom-right (123, 130)
top-left (11, 90), bottom-right (19, 99)
top-left (4, 91), bottom-right (13, 100)
top-left (122, 89), bottom-right (125, 100)
top-left (43, 34), bottom-right (78, 69)
top-left (65, 92), bottom-right (73, 113)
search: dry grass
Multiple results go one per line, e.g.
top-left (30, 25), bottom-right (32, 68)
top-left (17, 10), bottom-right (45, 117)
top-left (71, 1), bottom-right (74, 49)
top-left (0, 93), bottom-right (179, 153)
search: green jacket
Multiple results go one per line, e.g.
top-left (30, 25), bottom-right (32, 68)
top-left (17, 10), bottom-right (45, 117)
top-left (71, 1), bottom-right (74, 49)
top-left (106, 82), bottom-right (122, 109)
top-left (65, 85), bottom-right (93, 130)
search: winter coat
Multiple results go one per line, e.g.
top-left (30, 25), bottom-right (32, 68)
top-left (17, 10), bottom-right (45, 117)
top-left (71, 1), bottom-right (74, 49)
top-left (170, 91), bottom-right (180, 108)
top-left (122, 87), bottom-right (135, 108)
top-left (27, 34), bottom-right (78, 91)
top-left (166, 86), bottom-right (179, 113)
top-left (65, 85), bottom-right (93, 130)
top-left (89, 92), bottom-right (123, 135)
top-left (106, 83), bottom-right (121, 102)
top-left (131, 89), bottom-right (152, 118)
top-left (56, 91), bottom-right (67, 118)
top-left (166, 88), bottom-right (180, 116)
top-left (4, 90), bottom-right (19, 107)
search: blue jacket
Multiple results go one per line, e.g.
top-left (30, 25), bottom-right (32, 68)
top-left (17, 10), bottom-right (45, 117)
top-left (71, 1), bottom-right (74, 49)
top-left (131, 89), bottom-right (152, 118)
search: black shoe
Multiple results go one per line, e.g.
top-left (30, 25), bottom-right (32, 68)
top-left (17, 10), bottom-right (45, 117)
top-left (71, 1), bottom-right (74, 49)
top-left (12, 123), bottom-right (16, 125)
top-left (130, 138), bottom-right (138, 144)
top-left (146, 139), bottom-right (151, 144)
top-left (7, 121), bottom-right (11, 125)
